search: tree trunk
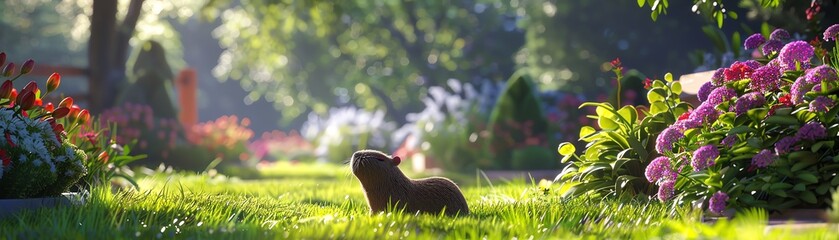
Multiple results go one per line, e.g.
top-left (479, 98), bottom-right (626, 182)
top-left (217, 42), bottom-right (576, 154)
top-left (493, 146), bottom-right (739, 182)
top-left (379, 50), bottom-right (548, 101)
top-left (88, 0), bottom-right (144, 113)
top-left (88, 0), bottom-right (118, 113)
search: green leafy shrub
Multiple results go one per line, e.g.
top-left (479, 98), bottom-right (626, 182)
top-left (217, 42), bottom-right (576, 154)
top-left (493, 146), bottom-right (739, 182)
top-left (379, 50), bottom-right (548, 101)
top-left (488, 74), bottom-right (550, 169)
top-left (557, 62), bottom-right (690, 197)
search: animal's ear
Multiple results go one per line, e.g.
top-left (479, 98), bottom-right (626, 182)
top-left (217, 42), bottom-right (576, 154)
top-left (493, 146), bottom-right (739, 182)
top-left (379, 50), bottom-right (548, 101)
top-left (392, 156), bottom-right (401, 166)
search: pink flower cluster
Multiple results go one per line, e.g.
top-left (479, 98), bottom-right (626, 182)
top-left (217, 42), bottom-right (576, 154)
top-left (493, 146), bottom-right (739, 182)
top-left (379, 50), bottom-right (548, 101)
top-left (248, 130), bottom-right (313, 162)
top-left (187, 115), bottom-right (254, 161)
top-left (98, 103), bottom-right (182, 158)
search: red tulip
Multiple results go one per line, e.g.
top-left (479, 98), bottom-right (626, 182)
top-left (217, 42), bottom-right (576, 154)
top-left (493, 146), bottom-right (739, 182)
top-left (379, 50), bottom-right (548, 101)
top-left (77, 109), bottom-right (90, 125)
top-left (20, 59), bottom-right (34, 75)
top-left (9, 89), bottom-right (17, 104)
top-left (0, 52), bottom-right (6, 68)
top-left (97, 151), bottom-right (109, 163)
top-left (44, 102), bottom-right (54, 112)
top-left (17, 91), bottom-right (35, 111)
top-left (2, 62), bottom-right (14, 77)
top-left (46, 73), bottom-right (60, 93)
top-left (21, 81), bottom-right (37, 95)
top-left (58, 97), bottom-right (73, 108)
top-left (68, 105), bottom-right (81, 123)
top-left (52, 107), bottom-right (70, 119)
top-left (0, 80), bottom-right (12, 99)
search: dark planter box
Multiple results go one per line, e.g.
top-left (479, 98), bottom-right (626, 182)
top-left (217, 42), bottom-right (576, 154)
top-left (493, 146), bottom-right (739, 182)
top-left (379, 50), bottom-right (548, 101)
top-left (0, 193), bottom-right (86, 218)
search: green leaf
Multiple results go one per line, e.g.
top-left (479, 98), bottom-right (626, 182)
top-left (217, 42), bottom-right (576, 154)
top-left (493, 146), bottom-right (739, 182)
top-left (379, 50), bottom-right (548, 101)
top-left (727, 126), bottom-right (754, 135)
top-left (765, 115), bottom-right (799, 125)
top-left (558, 142), bottom-right (576, 156)
top-left (579, 126), bottom-right (596, 140)
top-left (598, 117), bottom-right (619, 131)
top-left (617, 105), bottom-right (638, 124)
top-left (664, 72), bottom-right (673, 82)
top-left (647, 88), bottom-right (667, 103)
top-left (797, 173), bottom-right (819, 184)
top-left (769, 182), bottom-right (793, 190)
top-left (771, 189), bottom-right (788, 198)
top-left (715, 11), bottom-right (723, 28)
top-left (811, 141), bottom-right (834, 152)
top-left (817, 183), bottom-right (831, 195)
top-left (746, 108), bottom-right (768, 122)
top-left (670, 81), bottom-right (682, 94)
top-left (650, 102), bottom-right (668, 115)
top-left (637, 0), bottom-right (645, 7)
top-left (799, 191), bottom-right (818, 204)
top-left (605, 131), bottom-right (630, 149)
top-left (793, 183), bottom-right (806, 191)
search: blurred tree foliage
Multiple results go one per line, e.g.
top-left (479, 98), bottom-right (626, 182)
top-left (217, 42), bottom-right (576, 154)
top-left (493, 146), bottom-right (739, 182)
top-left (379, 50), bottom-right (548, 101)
top-left (203, 0), bottom-right (523, 124)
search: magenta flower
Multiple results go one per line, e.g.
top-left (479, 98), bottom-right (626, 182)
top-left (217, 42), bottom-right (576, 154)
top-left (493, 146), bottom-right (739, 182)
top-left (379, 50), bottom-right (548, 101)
top-left (691, 145), bottom-right (719, 171)
top-left (721, 135), bottom-right (736, 148)
top-left (762, 39), bottom-right (784, 56)
top-left (778, 41), bottom-right (814, 71)
top-left (752, 149), bottom-right (776, 168)
top-left (732, 92), bottom-right (765, 116)
top-left (657, 180), bottom-right (676, 202)
top-left (790, 77), bottom-right (812, 105)
top-left (706, 87), bottom-right (737, 106)
top-left (770, 29), bottom-right (790, 40)
top-left (711, 68), bottom-right (726, 87)
top-left (690, 102), bottom-right (721, 124)
top-left (804, 65), bottom-right (838, 85)
top-left (645, 156), bottom-right (673, 183)
top-left (774, 136), bottom-right (798, 155)
top-left (796, 121), bottom-right (826, 141)
top-left (742, 60), bottom-right (762, 70)
top-left (697, 81), bottom-right (714, 102)
top-left (750, 65), bottom-right (782, 93)
top-left (709, 191), bottom-right (729, 214)
top-left (809, 96), bottom-right (834, 112)
top-left (674, 119), bottom-right (702, 131)
top-left (824, 24), bottom-right (839, 42)
top-left (744, 33), bottom-right (766, 50)
top-left (655, 126), bottom-right (684, 154)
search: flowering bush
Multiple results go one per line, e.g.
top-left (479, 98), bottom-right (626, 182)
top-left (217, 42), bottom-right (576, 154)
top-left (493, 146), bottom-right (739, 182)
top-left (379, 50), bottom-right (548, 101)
top-left (98, 103), bottom-right (182, 164)
top-left (646, 26), bottom-right (839, 213)
top-left (302, 106), bottom-right (396, 163)
top-left (248, 130), bottom-right (314, 163)
top-left (0, 53), bottom-right (87, 198)
top-left (187, 115), bottom-right (254, 164)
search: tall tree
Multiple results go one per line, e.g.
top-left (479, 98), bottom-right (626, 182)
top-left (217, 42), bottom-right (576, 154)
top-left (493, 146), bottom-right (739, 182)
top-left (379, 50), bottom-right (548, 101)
top-left (204, 0), bottom-right (523, 124)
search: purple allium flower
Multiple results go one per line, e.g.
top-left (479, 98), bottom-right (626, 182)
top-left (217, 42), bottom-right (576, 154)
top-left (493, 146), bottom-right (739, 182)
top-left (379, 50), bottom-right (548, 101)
top-left (804, 65), bottom-right (839, 85)
top-left (711, 68), bottom-right (726, 87)
top-left (813, 84), bottom-right (823, 93)
top-left (657, 180), bottom-right (676, 202)
top-left (645, 156), bottom-right (672, 183)
top-left (810, 96), bottom-right (834, 112)
top-left (770, 29), bottom-right (790, 41)
top-left (797, 121), bottom-right (827, 141)
top-left (709, 191), bottom-right (729, 215)
top-left (691, 145), bottom-right (719, 171)
top-left (706, 87), bottom-right (737, 106)
top-left (742, 60), bottom-right (762, 70)
top-left (824, 24), bottom-right (839, 42)
top-left (732, 92), bottom-right (766, 116)
top-left (656, 126), bottom-right (684, 154)
top-left (774, 136), bottom-right (798, 155)
top-left (744, 33), bottom-right (766, 50)
top-left (750, 65), bottom-right (782, 93)
top-left (674, 119), bottom-right (702, 131)
top-left (690, 102), bottom-right (721, 124)
top-left (790, 77), bottom-right (812, 105)
top-left (752, 149), bottom-right (776, 168)
top-left (721, 135), bottom-right (737, 148)
top-left (767, 58), bottom-right (780, 67)
top-left (762, 39), bottom-right (784, 56)
top-left (698, 81), bottom-right (714, 102)
top-left (779, 41), bottom-right (814, 71)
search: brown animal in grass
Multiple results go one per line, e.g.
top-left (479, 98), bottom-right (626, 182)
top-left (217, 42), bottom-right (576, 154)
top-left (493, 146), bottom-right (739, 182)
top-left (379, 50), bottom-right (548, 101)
top-left (350, 150), bottom-right (469, 216)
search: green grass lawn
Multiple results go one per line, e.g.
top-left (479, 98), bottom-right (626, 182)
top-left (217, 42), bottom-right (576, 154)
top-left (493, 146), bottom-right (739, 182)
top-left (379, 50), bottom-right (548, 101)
top-left (1, 162), bottom-right (836, 239)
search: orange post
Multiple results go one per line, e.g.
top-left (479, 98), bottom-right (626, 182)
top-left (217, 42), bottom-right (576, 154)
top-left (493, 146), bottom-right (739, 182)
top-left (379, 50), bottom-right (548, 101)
top-left (176, 68), bottom-right (198, 130)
